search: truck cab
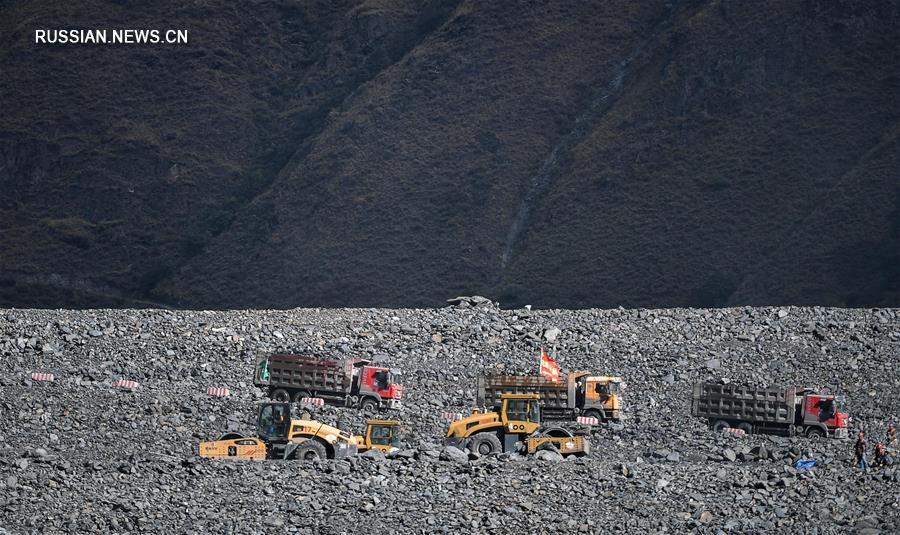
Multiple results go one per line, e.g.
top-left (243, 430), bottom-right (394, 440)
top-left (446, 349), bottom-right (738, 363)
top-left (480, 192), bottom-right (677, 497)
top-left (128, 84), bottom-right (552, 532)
top-left (355, 365), bottom-right (404, 410)
top-left (580, 375), bottom-right (624, 421)
top-left (801, 392), bottom-right (849, 438)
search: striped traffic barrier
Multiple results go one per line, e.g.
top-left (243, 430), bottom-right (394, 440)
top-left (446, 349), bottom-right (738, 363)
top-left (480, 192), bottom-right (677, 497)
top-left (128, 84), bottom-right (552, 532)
top-left (722, 427), bottom-right (746, 437)
top-left (441, 412), bottom-right (464, 421)
top-left (300, 397), bottom-right (325, 406)
top-left (30, 372), bottom-right (55, 382)
top-left (576, 416), bottom-right (599, 426)
top-left (207, 386), bottom-right (230, 397)
top-left (113, 378), bottom-right (139, 390)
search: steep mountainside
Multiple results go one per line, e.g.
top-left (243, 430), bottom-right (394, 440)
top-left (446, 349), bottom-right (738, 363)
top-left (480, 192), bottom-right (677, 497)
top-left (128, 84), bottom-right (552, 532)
top-left (1, 0), bottom-right (898, 308)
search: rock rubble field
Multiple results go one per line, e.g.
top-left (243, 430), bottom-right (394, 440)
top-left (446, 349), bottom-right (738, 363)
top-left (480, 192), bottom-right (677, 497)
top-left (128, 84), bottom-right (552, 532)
top-left (1, 303), bottom-right (899, 533)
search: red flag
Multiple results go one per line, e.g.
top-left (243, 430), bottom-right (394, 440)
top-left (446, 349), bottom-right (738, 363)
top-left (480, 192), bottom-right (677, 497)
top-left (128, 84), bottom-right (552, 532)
top-left (539, 348), bottom-right (561, 382)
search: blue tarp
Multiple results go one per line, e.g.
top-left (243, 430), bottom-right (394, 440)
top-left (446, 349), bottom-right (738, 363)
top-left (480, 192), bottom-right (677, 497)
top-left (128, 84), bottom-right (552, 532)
top-left (793, 459), bottom-right (818, 470)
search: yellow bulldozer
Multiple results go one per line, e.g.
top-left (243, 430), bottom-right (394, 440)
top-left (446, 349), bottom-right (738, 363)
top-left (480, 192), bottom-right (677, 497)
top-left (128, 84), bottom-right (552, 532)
top-left (200, 402), bottom-right (358, 461)
top-left (445, 393), bottom-right (589, 457)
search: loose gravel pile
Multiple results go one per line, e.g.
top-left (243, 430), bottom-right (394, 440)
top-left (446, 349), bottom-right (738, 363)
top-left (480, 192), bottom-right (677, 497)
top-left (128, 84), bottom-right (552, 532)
top-left (1, 303), bottom-right (899, 533)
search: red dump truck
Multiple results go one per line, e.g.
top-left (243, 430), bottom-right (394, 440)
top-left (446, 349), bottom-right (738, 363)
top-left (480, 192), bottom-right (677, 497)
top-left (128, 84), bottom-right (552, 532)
top-left (477, 372), bottom-right (624, 422)
top-left (254, 354), bottom-right (403, 411)
top-left (691, 382), bottom-right (849, 438)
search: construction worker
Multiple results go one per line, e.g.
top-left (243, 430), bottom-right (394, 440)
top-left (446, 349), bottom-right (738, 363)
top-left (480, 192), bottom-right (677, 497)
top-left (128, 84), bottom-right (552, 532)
top-left (854, 431), bottom-right (869, 472)
top-left (873, 442), bottom-right (893, 467)
top-left (887, 422), bottom-right (897, 447)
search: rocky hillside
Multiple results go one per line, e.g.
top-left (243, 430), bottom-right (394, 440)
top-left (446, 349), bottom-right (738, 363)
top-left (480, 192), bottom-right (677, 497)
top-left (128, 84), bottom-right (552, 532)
top-left (1, 0), bottom-right (898, 309)
top-left (1, 305), bottom-right (899, 532)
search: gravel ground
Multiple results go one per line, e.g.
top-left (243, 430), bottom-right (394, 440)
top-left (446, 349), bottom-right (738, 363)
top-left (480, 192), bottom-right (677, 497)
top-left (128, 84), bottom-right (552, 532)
top-left (1, 303), bottom-right (899, 533)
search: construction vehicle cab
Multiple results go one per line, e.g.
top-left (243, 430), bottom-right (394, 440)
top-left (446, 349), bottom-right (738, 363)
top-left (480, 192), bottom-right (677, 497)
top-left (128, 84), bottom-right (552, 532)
top-left (257, 402), bottom-right (290, 444)
top-left (356, 420), bottom-right (403, 453)
top-left (445, 393), bottom-right (589, 457)
top-left (499, 394), bottom-right (542, 435)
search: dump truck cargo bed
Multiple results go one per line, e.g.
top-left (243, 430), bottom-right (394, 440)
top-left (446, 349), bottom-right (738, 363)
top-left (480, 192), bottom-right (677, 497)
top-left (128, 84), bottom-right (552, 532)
top-left (260, 354), bottom-right (353, 395)
top-left (691, 383), bottom-right (797, 424)
top-left (478, 375), bottom-right (572, 409)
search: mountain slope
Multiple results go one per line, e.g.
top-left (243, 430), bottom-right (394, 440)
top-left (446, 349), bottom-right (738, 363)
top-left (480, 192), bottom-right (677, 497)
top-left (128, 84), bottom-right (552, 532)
top-left (2, 0), bottom-right (898, 308)
top-left (0, 0), bottom-right (454, 306)
top-left (504, 0), bottom-right (900, 308)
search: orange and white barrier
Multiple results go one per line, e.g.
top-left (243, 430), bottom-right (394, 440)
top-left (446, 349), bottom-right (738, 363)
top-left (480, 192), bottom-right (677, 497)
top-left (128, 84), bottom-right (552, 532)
top-left (207, 386), bottom-right (230, 397)
top-left (722, 427), bottom-right (746, 437)
top-left (300, 397), bottom-right (325, 406)
top-left (31, 372), bottom-right (55, 382)
top-left (441, 412), bottom-right (464, 421)
top-left (576, 416), bottom-right (599, 426)
top-left (113, 379), bottom-right (139, 390)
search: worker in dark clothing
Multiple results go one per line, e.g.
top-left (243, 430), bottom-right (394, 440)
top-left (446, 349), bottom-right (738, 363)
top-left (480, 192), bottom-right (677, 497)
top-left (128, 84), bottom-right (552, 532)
top-left (855, 432), bottom-right (868, 471)
top-left (873, 442), bottom-right (893, 467)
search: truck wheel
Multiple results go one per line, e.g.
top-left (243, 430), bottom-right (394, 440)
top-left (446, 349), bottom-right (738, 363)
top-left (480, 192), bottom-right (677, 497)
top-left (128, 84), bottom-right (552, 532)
top-left (271, 388), bottom-right (291, 402)
top-left (711, 420), bottom-right (730, 433)
top-left (360, 398), bottom-right (378, 414)
top-left (806, 427), bottom-right (825, 439)
top-left (468, 432), bottom-right (502, 455)
top-left (292, 390), bottom-right (312, 402)
top-left (737, 422), bottom-right (752, 434)
top-left (294, 440), bottom-right (327, 461)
